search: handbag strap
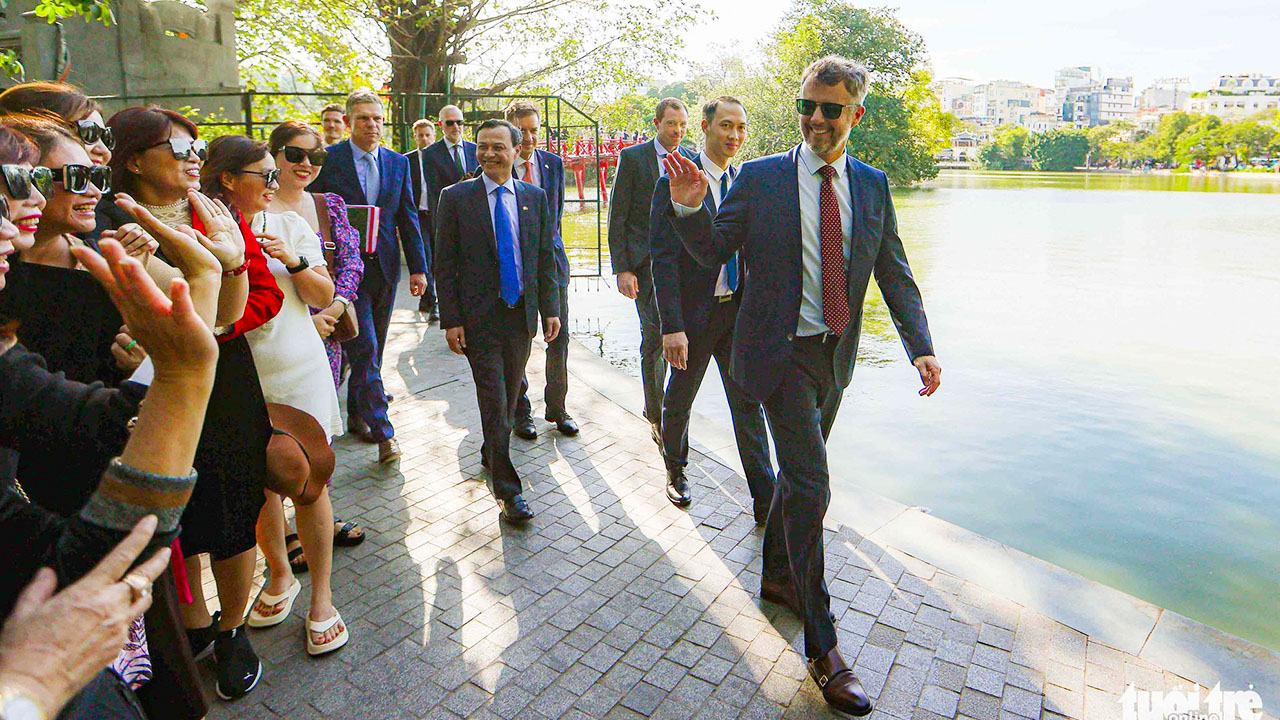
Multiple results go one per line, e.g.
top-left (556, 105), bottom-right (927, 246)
top-left (311, 192), bottom-right (337, 271)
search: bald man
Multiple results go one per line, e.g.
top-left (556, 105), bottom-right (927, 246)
top-left (420, 105), bottom-right (478, 224)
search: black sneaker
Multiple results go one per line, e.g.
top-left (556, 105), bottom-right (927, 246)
top-left (214, 623), bottom-right (262, 701)
top-left (184, 610), bottom-right (220, 661)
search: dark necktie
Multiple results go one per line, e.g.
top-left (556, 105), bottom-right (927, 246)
top-left (721, 170), bottom-right (738, 292)
top-left (493, 186), bottom-right (521, 306)
top-left (453, 145), bottom-right (464, 176)
top-left (818, 165), bottom-right (848, 334)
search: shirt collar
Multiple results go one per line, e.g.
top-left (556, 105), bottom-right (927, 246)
top-left (515, 152), bottom-right (535, 169)
top-left (482, 173), bottom-right (516, 196)
top-left (445, 138), bottom-right (463, 151)
top-left (797, 142), bottom-right (846, 179)
top-left (698, 151), bottom-right (728, 181)
top-left (654, 137), bottom-right (679, 157)
top-left (350, 140), bottom-right (379, 162)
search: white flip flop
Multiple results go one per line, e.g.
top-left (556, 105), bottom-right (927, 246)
top-left (247, 578), bottom-right (301, 628)
top-left (306, 610), bottom-right (349, 656)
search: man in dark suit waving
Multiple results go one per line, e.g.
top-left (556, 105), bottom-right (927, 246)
top-left (505, 100), bottom-right (578, 440)
top-left (435, 119), bottom-right (561, 524)
top-left (311, 88), bottom-right (429, 464)
top-left (649, 96), bottom-right (774, 515)
top-left (664, 56), bottom-right (942, 717)
top-left (608, 97), bottom-right (697, 444)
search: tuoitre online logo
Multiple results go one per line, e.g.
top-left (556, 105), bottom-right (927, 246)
top-left (1121, 684), bottom-right (1265, 720)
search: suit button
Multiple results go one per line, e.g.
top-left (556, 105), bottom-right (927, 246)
top-left (786, 333), bottom-right (795, 341)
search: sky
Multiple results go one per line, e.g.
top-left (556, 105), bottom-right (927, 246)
top-left (671, 0), bottom-right (1279, 92)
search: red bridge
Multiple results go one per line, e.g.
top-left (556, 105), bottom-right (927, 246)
top-left (547, 136), bottom-right (644, 204)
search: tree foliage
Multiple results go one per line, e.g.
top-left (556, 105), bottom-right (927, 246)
top-left (978, 125), bottom-right (1030, 170)
top-left (1030, 128), bottom-right (1088, 171)
top-left (1, 0), bottom-right (114, 79)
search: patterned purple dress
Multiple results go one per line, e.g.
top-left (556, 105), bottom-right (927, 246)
top-left (311, 192), bottom-right (363, 387)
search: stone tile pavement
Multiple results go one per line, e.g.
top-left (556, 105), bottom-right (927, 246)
top-left (200, 313), bottom-right (1272, 720)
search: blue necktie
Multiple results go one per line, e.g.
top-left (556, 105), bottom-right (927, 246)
top-left (722, 170), bottom-right (738, 292)
top-left (360, 152), bottom-right (379, 206)
top-left (493, 186), bottom-right (522, 306)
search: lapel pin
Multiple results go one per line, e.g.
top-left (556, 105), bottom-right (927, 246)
top-left (522, 206), bottom-right (529, 211)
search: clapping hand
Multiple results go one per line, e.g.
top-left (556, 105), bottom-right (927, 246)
top-left (187, 189), bottom-right (246, 272)
top-left (98, 223), bottom-right (158, 259)
top-left (113, 192), bottom-right (221, 281)
top-left (663, 152), bottom-right (709, 208)
top-left (71, 240), bottom-right (217, 379)
top-left (0, 516), bottom-right (172, 719)
top-left (110, 325), bottom-right (146, 373)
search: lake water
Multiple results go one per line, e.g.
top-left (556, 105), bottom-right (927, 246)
top-left (560, 170), bottom-right (1280, 652)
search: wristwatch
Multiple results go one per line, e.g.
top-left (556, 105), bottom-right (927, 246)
top-left (0, 686), bottom-right (46, 720)
top-left (286, 257), bottom-right (310, 275)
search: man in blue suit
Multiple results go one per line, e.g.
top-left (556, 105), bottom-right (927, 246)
top-left (505, 100), bottom-right (579, 439)
top-left (435, 119), bottom-right (561, 524)
top-left (311, 88), bottom-right (429, 464)
top-left (649, 96), bottom-right (774, 515)
top-left (664, 56), bottom-right (942, 717)
top-left (420, 104), bottom-right (478, 224)
top-left (607, 98), bottom-right (697, 446)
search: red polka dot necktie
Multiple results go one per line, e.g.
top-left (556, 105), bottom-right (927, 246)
top-left (818, 165), bottom-right (849, 335)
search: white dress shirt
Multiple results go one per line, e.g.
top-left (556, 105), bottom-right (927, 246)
top-left (416, 149), bottom-right (430, 211)
top-left (514, 152), bottom-right (540, 186)
top-left (654, 137), bottom-right (680, 177)
top-left (672, 143), bottom-right (854, 335)
top-left (351, 141), bottom-right (380, 205)
top-left (482, 173), bottom-right (522, 286)
top-left (699, 151), bottom-right (735, 298)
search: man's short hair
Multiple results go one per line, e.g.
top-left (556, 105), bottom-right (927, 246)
top-left (504, 100), bottom-right (541, 124)
top-left (412, 118), bottom-right (434, 131)
top-left (654, 97), bottom-right (687, 122)
top-left (702, 96), bottom-right (745, 123)
top-left (321, 103), bottom-right (343, 117)
top-left (344, 89), bottom-right (383, 117)
top-left (476, 118), bottom-right (522, 148)
top-left (799, 56), bottom-right (871, 105)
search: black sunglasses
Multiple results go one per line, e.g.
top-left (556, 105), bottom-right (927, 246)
top-left (441, 119), bottom-right (464, 127)
top-left (50, 164), bottom-right (112, 195)
top-left (76, 120), bottom-right (115, 150)
top-left (148, 137), bottom-right (208, 161)
top-left (280, 145), bottom-right (327, 166)
top-left (795, 99), bottom-right (860, 120)
top-left (1, 165), bottom-right (54, 199)
top-left (235, 169), bottom-right (281, 187)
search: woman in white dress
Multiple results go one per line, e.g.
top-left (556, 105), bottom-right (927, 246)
top-left (205, 135), bottom-right (349, 656)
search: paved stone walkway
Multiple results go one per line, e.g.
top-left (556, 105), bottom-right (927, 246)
top-left (202, 314), bottom-right (1250, 720)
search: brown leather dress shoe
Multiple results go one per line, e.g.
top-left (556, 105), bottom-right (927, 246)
top-left (760, 579), bottom-right (837, 624)
top-left (808, 647), bottom-right (872, 717)
top-left (378, 438), bottom-right (401, 464)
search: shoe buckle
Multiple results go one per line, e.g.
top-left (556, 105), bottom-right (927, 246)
top-left (818, 673), bottom-right (829, 688)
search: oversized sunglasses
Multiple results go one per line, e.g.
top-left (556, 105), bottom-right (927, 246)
top-left (441, 119), bottom-right (464, 127)
top-left (280, 145), bottom-right (326, 166)
top-left (77, 120), bottom-right (115, 150)
top-left (148, 137), bottom-right (209, 161)
top-left (795, 99), bottom-right (860, 120)
top-left (50, 164), bottom-right (112, 194)
top-left (1, 164), bottom-right (54, 199)
top-left (235, 169), bottom-right (281, 187)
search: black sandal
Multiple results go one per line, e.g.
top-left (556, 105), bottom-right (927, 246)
top-left (286, 532), bottom-right (309, 574)
top-left (333, 520), bottom-right (365, 547)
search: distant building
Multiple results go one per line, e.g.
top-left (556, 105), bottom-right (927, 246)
top-left (1139, 85), bottom-right (1190, 111)
top-left (1061, 77), bottom-right (1135, 127)
top-left (971, 80), bottom-right (1053, 126)
top-left (1055, 66), bottom-right (1098, 98)
top-left (1188, 74), bottom-right (1280, 119)
top-left (937, 129), bottom-right (988, 162)
top-left (1022, 112), bottom-right (1064, 133)
top-left (932, 77), bottom-right (976, 118)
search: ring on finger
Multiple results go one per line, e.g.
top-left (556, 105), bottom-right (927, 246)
top-left (121, 573), bottom-right (152, 603)
top-left (123, 339), bottom-right (138, 352)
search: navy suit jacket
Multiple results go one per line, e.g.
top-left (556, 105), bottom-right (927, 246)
top-left (607, 141), bottom-right (697, 274)
top-left (525, 148), bottom-right (569, 286)
top-left (434, 176), bottom-right (560, 337)
top-left (422, 139), bottom-right (478, 223)
top-left (311, 140), bottom-right (427, 286)
top-left (669, 145), bottom-right (934, 402)
top-left (649, 155), bottom-right (739, 336)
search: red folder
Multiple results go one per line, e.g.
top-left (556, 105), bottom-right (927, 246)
top-left (346, 205), bottom-right (382, 254)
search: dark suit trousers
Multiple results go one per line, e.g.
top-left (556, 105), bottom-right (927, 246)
top-left (466, 303), bottom-right (533, 501)
top-left (343, 269), bottom-right (395, 441)
top-left (416, 210), bottom-right (437, 312)
top-left (660, 297), bottom-right (774, 505)
top-left (760, 334), bottom-right (845, 659)
top-left (517, 283), bottom-right (570, 421)
top-left (633, 264), bottom-right (666, 424)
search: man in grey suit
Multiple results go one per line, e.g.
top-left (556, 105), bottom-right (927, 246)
top-left (608, 97), bottom-right (697, 444)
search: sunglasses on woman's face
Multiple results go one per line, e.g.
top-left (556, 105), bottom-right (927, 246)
top-left (794, 99), bottom-right (859, 120)
top-left (77, 120), bottom-right (115, 150)
top-left (1, 165), bottom-right (54, 199)
top-left (50, 164), bottom-right (112, 195)
top-left (148, 137), bottom-right (209, 161)
top-left (235, 169), bottom-right (281, 187)
top-left (280, 145), bottom-right (327, 166)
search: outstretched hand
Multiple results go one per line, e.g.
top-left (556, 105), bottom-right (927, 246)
top-left (187, 189), bottom-right (246, 272)
top-left (113, 192), bottom-right (221, 281)
top-left (663, 152), bottom-right (708, 208)
top-left (72, 240), bottom-right (217, 379)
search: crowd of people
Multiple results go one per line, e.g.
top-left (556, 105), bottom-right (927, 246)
top-left (0, 53), bottom-right (941, 720)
